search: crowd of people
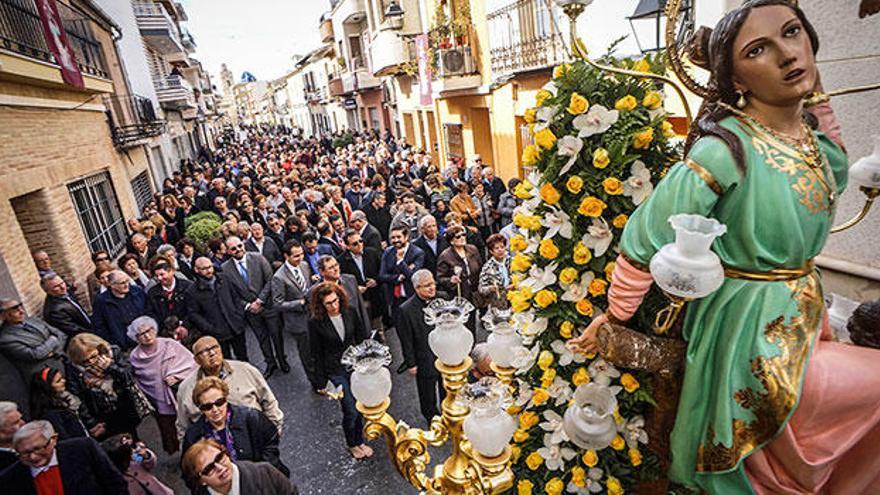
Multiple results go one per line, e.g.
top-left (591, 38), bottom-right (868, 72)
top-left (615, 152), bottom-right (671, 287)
top-left (0, 125), bottom-right (515, 494)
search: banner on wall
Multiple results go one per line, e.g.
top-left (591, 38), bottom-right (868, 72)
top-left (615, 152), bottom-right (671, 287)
top-left (416, 33), bottom-right (432, 106)
top-left (34, 0), bottom-right (84, 88)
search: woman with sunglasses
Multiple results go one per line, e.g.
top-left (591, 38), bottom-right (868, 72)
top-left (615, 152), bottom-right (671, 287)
top-left (181, 376), bottom-right (289, 479)
top-left (436, 225), bottom-right (483, 328)
top-left (182, 439), bottom-right (299, 495)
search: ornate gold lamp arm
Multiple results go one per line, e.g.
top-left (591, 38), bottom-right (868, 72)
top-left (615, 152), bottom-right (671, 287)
top-left (830, 186), bottom-right (880, 233)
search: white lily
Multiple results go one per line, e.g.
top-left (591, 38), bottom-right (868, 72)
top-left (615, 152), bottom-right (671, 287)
top-left (624, 160), bottom-right (654, 205)
top-left (581, 218), bottom-right (613, 257)
top-left (512, 344), bottom-right (540, 374)
top-left (515, 312), bottom-right (548, 343)
top-left (539, 410), bottom-right (569, 445)
top-left (522, 262), bottom-right (558, 292)
top-left (537, 433), bottom-right (577, 471)
top-left (541, 80), bottom-right (558, 95)
top-left (514, 378), bottom-right (534, 408)
top-left (551, 339), bottom-right (587, 366)
top-left (622, 415), bottom-right (649, 449)
top-left (534, 106), bottom-right (559, 133)
top-left (542, 207), bottom-right (573, 240)
top-left (561, 271), bottom-right (595, 302)
top-left (547, 375), bottom-right (574, 406)
top-left (587, 358), bottom-right (621, 387)
top-left (573, 104), bottom-right (619, 138)
top-left (648, 107), bottom-right (666, 120)
top-left (566, 467), bottom-right (604, 494)
top-left (557, 135), bottom-right (584, 175)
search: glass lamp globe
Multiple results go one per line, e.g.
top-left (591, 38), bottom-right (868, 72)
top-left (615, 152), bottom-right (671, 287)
top-left (424, 298), bottom-right (475, 366)
top-left (849, 135), bottom-right (880, 189)
top-left (562, 382), bottom-right (618, 450)
top-left (342, 339), bottom-right (393, 407)
top-left (649, 214), bottom-right (727, 299)
top-left (483, 308), bottom-right (522, 368)
top-left (457, 377), bottom-right (516, 458)
top-left (554, 0), bottom-right (594, 7)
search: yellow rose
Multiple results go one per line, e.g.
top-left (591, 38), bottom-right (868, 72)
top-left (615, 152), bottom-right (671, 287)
top-left (537, 350), bottom-right (554, 370)
top-left (510, 296), bottom-right (530, 313)
top-left (540, 183), bottom-right (561, 205)
top-left (578, 197), bottom-right (607, 217)
top-left (662, 120), bottom-right (675, 137)
top-left (535, 89), bottom-right (553, 107)
top-left (570, 466), bottom-right (587, 487)
top-left (521, 144), bottom-right (541, 166)
top-left (621, 372), bottom-right (640, 393)
top-left (510, 254), bottom-right (532, 273)
top-left (534, 289), bottom-right (557, 308)
top-left (534, 128), bottom-right (557, 150)
top-left (520, 411), bottom-right (540, 429)
top-left (541, 368), bottom-right (557, 388)
top-left (588, 279), bottom-right (608, 297)
top-left (525, 451), bottom-right (543, 470)
top-left (611, 435), bottom-right (626, 451)
top-left (524, 107), bottom-right (537, 124)
top-left (553, 63), bottom-right (571, 79)
top-left (633, 127), bottom-right (654, 150)
top-left (508, 404), bottom-right (522, 415)
top-left (559, 267), bottom-right (579, 285)
top-left (545, 477), bottom-right (564, 495)
top-left (513, 428), bottom-right (530, 443)
top-left (532, 387), bottom-right (549, 406)
top-left (607, 475), bottom-right (624, 495)
top-left (603, 177), bottom-right (625, 195)
top-left (559, 320), bottom-right (574, 339)
top-left (510, 235), bottom-right (528, 252)
top-left (539, 239), bottom-right (559, 260)
top-left (604, 261), bottom-right (616, 281)
top-left (629, 447), bottom-right (643, 466)
top-left (615, 95), bottom-right (637, 112)
top-left (612, 214), bottom-right (628, 229)
top-left (592, 147), bottom-right (611, 169)
top-left (576, 298), bottom-right (594, 317)
top-left (582, 449), bottom-right (599, 468)
top-left (567, 92), bottom-right (589, 115)
top-left (573, 242), bottom-right (592, 265)
top-left (633, 58), bottom-right (651, 73)
top-left (642, 90), bottom-right (663, 110)
top-left (572, 367), bottom-right (590, 386)
top-left (511, 444), bottom-right (521, 462)
top-left (613, 408), bottom-right (624, 426)
top-left (517, 479), bottom-right (534, 495)
top-left (513, 213), bottom-right (541, 231)
top-left (566, 176), bottom-right (583, 194)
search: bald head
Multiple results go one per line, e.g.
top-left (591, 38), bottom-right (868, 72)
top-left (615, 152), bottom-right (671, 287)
top-left (194, 256), bottom-right (214, 279)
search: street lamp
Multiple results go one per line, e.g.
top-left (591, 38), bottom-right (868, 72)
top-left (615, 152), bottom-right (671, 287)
top-left (384, 1), bottom-right (405, 30)
top-left (348, 298), bottom-right (519, 494)
top-left (627, 0), bottom-right (693, 54)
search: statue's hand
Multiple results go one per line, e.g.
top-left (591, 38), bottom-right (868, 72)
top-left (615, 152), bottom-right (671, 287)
top-left (566, 314), bottom-right (608, 356)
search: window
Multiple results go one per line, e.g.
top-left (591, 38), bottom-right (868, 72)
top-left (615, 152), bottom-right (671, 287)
top-left (68, 172), bottom-right (127, 257)
top-left (130, 170), bottom-right (153, 215)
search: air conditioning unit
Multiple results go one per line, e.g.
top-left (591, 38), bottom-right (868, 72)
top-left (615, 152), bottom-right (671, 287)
top-left (438, 47), bottom-right (476, 78)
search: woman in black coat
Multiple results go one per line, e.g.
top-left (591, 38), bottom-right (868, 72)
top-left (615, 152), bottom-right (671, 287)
top-left (182, 439), bottom-right (299, 495)
top-left (182, 376), bottom-right (288, 477)
top-left (308, 282), bottom-right (372, 459)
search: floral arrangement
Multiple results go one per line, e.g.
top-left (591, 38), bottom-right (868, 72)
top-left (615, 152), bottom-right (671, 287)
top-left (507, 53), bottom-right (680, 494)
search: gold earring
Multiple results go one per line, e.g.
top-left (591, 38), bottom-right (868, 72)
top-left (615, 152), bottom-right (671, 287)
top-left (736, 90), bottom-right (747, 109)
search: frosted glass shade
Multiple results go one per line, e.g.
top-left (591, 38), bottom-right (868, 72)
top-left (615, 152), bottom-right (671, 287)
top-left (464, 411), bottom-right (516, 458)
top-left (563, 383), bottom-right (618, 450)
top-left (649, 214), bottom-right (726, 299)
top-left (424, 298), bottom-right (476, 366)
top-left (483, 308), bottom-right (521, 368)
top-left (350, 367), bottom-right (392, 407)
top-left (850, 135), bottom-right (880, 189)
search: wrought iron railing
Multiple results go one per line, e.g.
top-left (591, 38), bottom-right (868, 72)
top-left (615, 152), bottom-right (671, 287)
top-left (0, 0), bottom-right (109, 78)
top-left (104, 94), bottom-right (165, 148)
top-left (487, 0), bottom-right (567, 76)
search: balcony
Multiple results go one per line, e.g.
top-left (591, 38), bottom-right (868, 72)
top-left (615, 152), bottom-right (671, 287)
top-left (342, 68), bottom-right (380, 94)
top-left (0, 0), bottom-right (109, 79)
top-left (154, 74), bottom-right (196, 109)
top-left (487, 0), bottom-right (567, 77)
top-left (319, 17), bottom-right (334, 43)
top-left (103, 94), bottom-right (165, 148)
top-left (133, 1), bottom-right (184, 55)
top-left (332, 0), bottom-right (366, 25)
top-left (328, 77), bottom-right (344, 97)
top-left (304, 86), bottom-right (326, 103)
top-left (180, 29), bottom-right (196, 53)
top-left (369, 30), bottom-right (409, 77)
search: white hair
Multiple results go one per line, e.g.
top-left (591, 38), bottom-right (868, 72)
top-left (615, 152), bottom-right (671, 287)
top-left (156, 244), bottom-right (176, 257)
top-left (0, 402), bottom-right (18, 423)
top-left (418, 215), bottom-right (436, 230)
top-left (13, 420), bottom-right (54, 446)
top-left (411, 269), bottom-right (433, 288)
top-left (127, 315), bottom-right (158, 342)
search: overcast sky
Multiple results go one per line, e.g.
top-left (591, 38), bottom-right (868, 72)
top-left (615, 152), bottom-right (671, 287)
top-left (180, 0), bottom-right (329, 90)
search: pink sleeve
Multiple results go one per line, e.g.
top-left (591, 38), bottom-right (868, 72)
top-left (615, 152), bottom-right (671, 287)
top-left (607, 255), bottom-right (654, 322)
top-left (820, 311), bottom-right (834, 341)
top-left (807, 102), bottom-right (845, 151)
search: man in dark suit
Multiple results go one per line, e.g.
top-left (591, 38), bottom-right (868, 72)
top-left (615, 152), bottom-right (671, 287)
top-left (272, 240), bottom-right (319, 392)
top-left (40, 274), bottom-right (90, 339)
top-left (317, 220), bottom-right (344, 257)
top-left (265, 214), bottom-right (286, 251)
top-left (397, 270), bottom-right (445, 424)
top-left (186, 257), bottom-right (250, 362)
top-left (349, 210), bottom-right (382, 252)
top-left (0, 420), bottom-right (126, 495)
top-left (412, 215), bottom-right (448, 274)
top-left (379, 225), bottom-right (425, 314)
top-left (338, 229), bottom-right (387, 333)
top-left (362, 191), bottom-right (392, 245)
top-left (145, 262), bottom-right (192, 326)
top-left (302, 231), bottom-right (333, 280)
top-left (245, 223), bottom-right (283, 269)
top-left (222, 237), bottom-right (287, 378)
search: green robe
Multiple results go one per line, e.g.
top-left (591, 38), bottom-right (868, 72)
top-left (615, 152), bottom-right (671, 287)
top-left (620, 115), bottom-right (848, 493)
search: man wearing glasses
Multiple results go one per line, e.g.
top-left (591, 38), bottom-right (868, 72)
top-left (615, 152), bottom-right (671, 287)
top-left (90, 270), bottom-right (146, 350)
top-left (0, 420), bottom-right (126, 494)
top-left (0, 299), bottom-right (66, 383)
top-left (175, 336), bottom-right (283, 441)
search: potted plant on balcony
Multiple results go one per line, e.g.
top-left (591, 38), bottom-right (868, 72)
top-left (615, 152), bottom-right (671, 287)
top-left (452, 1), bottom-right (471, 46)
top-left (432, 4), bottom-right (452, 49)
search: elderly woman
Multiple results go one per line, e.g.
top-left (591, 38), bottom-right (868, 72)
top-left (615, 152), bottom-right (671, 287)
top-left (119, 253), bottom-right (150, 288)
top-left (478, 234), bottom-right (511, 309)
top-left (181, 377), bottom-right (288, 477)
top-left (66, 333), bottom-right (149, 440)
top-left (181, 439), bottom-right (299, 495)
top-left (437, 225), bottom-right (482, 302)
top-left (128, 316), bottom-right (197, 454)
